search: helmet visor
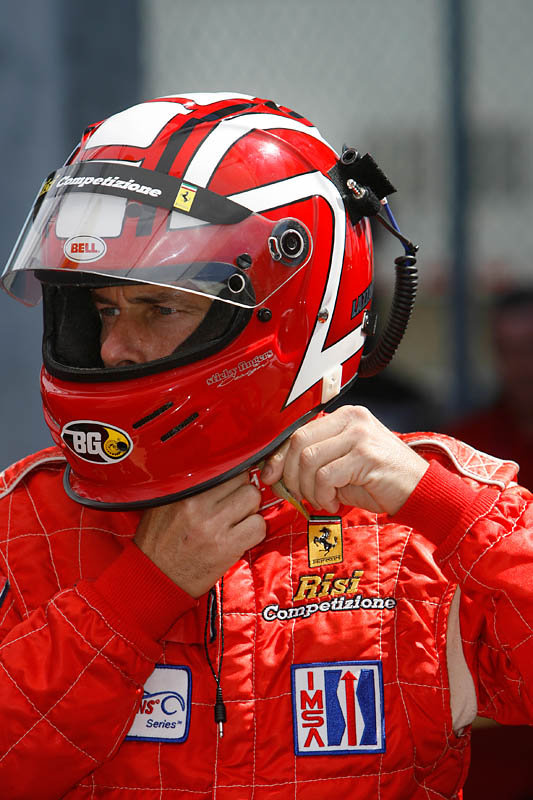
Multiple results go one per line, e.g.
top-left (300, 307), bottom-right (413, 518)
top-left (2, 162), bottom-right (312, 308)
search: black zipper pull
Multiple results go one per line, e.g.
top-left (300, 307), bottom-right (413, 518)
top-left (208, 588), bottom-right (217, 643)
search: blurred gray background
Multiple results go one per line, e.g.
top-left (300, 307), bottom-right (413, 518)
top-left (1, 0), bottom-right (532, 468)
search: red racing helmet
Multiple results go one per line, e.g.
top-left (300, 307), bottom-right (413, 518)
top-left (1, 92), bottom-right (417, 509)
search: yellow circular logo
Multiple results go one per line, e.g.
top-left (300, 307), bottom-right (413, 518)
top-left (102, 427), bottom-right (131, 459)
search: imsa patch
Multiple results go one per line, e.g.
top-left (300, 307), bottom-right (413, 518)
top-left (292, 660), bottom-right (385, 756)
top-left (126, 664), bottom-right (191, 743)
top-left (307, 516), bottom-right (343, 567)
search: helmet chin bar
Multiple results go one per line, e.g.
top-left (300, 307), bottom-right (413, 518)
top-left (328, 147), bottom-right (419, 379)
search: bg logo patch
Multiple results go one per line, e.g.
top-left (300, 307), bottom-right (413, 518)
top-left (61, 420), bottom-right (132, 464)
top-left (126, 664), bottom-right (191, 743)
top-left (307, 516), bottom-right (343, 567)
top-left (292, 660), bottom-right (385, 756)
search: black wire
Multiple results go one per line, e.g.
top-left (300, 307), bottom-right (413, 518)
top-left (203, 578), bottom-right (227, 732)
top-left (374, 212), bottom-right (419, 257)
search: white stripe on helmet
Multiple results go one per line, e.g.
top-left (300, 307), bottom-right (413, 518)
top-left (183, 113), bottom-right (331, 188)
top-left (231, 172), bottom-right (364, 406)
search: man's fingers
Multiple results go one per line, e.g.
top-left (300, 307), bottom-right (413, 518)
top-left (261, 407), bottom-right (392, 513)
top-left (312, 452), bottom-right (362, 512)
top-left (135, 472), bottom-right (265, 598)
top-left (232, 512), bottom-right (267, 552)
top-left (261, 440), bottom-right (291, 484)
top-left (297, 436), bottom-right (352, 509)
top-left (211, 471), bottom-right (252, 504)
top-left (281, 410), bottom-right (359, 498)
top-left (228, 482), bottom-right (262, 523)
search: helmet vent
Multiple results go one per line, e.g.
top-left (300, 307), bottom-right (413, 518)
top-left (268, 219), bottom-right (311, 267)
top-left (161, 412), bottom-right (199, 442)
top-left (133, 401), bottom-right (174, 429)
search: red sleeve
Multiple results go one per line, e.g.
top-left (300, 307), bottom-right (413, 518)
top-left (80, 540), bottom-right (197, 654)
top-left (0, 542), bottom-right (197, 799)
top-left (394, 460), bottom-right (533, 725)
top-left (392, 459), bottom-right (500, 552)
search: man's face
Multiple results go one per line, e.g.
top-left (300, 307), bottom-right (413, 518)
top-left (91, 284), bottom-right (212, 367)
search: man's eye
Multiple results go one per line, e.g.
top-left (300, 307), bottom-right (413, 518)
top-left (155, 306), bottom-right (178, 316)
top-left (98, 307), bottom-right (119, 318)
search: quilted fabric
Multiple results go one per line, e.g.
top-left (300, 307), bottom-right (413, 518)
top-left (0, 435), bottom-right (532, 799)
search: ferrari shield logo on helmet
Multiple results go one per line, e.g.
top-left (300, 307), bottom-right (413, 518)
top-left (174, 181), bottom-right (197, 212)
top-left (61, 420), bottom-right (132, 464)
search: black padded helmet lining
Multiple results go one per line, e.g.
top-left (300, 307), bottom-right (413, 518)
top-left (41, 280), bottom-right (253, 383)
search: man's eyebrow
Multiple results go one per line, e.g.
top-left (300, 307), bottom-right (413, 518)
top-left (91, 290), bottom-right (183, 305)
top-left (91, 291), bottom-right (115, 304)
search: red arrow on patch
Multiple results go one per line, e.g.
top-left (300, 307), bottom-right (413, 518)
top-left (341, 671), bottom-right (359, 745)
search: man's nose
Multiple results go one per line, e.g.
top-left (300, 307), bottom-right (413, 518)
top-left (100, 316), bottom-right (147, 368)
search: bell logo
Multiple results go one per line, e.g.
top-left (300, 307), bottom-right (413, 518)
top-left (61, 421), bottom-right (132, 464)
top-left (64, 235), bottom-right (107, 263)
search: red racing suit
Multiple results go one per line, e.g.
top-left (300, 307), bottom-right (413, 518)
top-left (0, 432), bottom-right (532, 799)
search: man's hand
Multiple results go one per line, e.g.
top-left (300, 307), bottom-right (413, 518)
top-left (261, 406), bottom-right (428, 516)
top-left (134, 473), bottom-right (266, 597)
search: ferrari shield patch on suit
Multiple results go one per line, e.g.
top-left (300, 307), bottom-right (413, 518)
top-left (292, 660), bottom-right (385, 755)
top-left (307, 517), bottom-right (343, 567)
top-left (125, 664), bottom-right (191, 743)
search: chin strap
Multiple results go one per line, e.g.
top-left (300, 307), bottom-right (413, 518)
top-left (270, 477), bottom-right (310, 520)
top-left (256, 459), bottom-right (310, 520)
